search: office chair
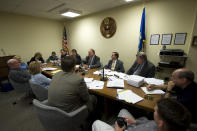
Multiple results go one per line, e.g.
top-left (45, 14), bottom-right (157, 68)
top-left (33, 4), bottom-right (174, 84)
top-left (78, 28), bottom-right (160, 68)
top-left (29, 80), bottom-right (48, 101)
top-left (9, 78), bottom-right (32, 104)
top-left (33, 99), bottom-right (88, 131)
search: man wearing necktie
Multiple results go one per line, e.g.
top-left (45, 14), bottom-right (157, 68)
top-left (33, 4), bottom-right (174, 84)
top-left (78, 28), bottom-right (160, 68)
top-left (84, 49), bottom-right (101, 69)
top-left (105, 52), bottom-right (125, 73)
top-left (127, 52), bottom-right (155, 78)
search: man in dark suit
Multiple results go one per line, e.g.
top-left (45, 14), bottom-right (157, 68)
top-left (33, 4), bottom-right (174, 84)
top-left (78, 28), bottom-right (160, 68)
top-left (71, 49), bottom-right (81, 65)
top-left (105, 52), bottom-right (125, 73)
top-left (84, 49), bottom-right (101, 69)
top-left (127, 52), bottom-right (155, 78)
top-left (48, 56), bottom-right (96, 113)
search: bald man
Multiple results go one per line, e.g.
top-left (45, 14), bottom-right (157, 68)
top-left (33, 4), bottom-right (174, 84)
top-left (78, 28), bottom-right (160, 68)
top-left (147, 68), bottom-right (197, 122)
top-left (84, 49), bottom-right (101, 69)
top-left (8, 59), bottom-right (31, 83)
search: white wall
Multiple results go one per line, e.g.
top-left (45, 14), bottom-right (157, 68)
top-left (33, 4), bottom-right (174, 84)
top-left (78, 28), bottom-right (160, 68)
top-left (0, 12), bottom-right (64, 62)
top-left (186, 7), bottom-right (197, 81)
top-left (65, 0), bottom-right (197, 72)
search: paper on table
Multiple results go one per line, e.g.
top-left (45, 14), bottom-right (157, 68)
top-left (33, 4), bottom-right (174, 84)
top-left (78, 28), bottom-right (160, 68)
top-left (42, 67), bottom-right (57, 71)
top-left (117, 90), bottom-right (143, 104)
top-left (93, 71), bottom-right (101, 75)
top-left (107, 76), bottom-right (120, 81)
top-left (51, 70), bottom-right (61, 74)
top-left (107, 79), bottom-right (124, 88)
top-left (141, 87), bottom-right (165, 95)
top-left (84, 77), bottom-right (93, 83)
top-left (144, 78), bottom-right (164, 85)
top-left (87, 80), bottom-right (104, 89)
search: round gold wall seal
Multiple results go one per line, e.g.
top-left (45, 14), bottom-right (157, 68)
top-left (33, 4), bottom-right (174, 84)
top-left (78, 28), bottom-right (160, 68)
top-left (100, 17), bottom-right (116, 38)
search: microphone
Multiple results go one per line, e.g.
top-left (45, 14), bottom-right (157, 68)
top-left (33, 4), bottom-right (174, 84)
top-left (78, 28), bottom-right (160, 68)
top-left (100, 67), bottom-right (107, 81)
top-left (1, 48), bottom-right (6, 56)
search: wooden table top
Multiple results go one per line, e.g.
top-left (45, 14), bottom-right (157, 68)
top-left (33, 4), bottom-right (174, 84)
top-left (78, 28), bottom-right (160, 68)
top-left (42, 64), bottom-right (162, 112)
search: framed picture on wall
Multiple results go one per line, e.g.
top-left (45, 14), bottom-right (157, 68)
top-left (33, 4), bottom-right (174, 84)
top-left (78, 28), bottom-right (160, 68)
top-left (174, 33), bottom-right (187, 45)
top-left (192, 36), bottom-right (197, 46)
top-left (161, 34), bottom-right (172, 45)
top-left (150, 34), bottom-right (160, 45)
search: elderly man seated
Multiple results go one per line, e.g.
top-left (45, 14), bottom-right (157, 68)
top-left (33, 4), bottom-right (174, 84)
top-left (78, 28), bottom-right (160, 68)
top-left (8, 59), bottom-right (31, 83)
top-left (127, 52), bottom-right (155, 78)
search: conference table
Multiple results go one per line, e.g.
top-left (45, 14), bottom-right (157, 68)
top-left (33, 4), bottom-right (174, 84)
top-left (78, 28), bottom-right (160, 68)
top-left (42, 64), bottom-right (163, 113)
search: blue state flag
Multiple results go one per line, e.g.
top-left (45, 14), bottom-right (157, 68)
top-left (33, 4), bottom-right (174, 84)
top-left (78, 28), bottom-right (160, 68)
top-left (138, 8), bottom-right (145, 52)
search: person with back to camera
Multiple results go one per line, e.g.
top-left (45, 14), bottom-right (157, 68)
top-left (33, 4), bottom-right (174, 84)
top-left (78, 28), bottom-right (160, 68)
top-left (29, 61), bottom-right (51, 89)
top-left (92, 98), bottom-right (191, 131)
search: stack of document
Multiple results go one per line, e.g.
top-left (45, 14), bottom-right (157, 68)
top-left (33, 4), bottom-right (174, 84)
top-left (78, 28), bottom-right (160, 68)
top-left (86, 80), bottom-right (104, 89)
top-left (141, 87), bottom-right (165, 95)
top-left (117, 89), bottom-right (143, 104)
top-left (127, 75), bottom-right (145, 87)
top-left (144, 78), bottom-right (164, 85)
top-left (93, 70), bottom-right (101, 75)
top-left (107, 79), bottom-right (124, 88)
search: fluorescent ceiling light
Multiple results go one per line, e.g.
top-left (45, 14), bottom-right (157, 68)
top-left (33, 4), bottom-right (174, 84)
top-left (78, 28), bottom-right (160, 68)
top-left (61, 11), bottom-right (80, 18)
top-left (125, 0), bottom-right (134, 2)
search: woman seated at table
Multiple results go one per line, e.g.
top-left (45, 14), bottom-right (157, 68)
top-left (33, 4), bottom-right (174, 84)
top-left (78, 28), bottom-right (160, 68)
top-left (28, 52), bottom-right (45, 65)
top-left (29, 61), bottom-right (51, 89)
top-left (47, 51), bottom-right (58, 63)
top-left (13, 55), bottom-right (28, 70)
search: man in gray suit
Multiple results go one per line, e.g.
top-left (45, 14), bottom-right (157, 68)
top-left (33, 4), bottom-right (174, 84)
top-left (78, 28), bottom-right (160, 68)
top-left (84, 49), bottom-right (101, 69)
top-left (127, 52), bottom-right (155, 78)
top-left (105, 52), bottom-right (125, 73)
top-left (92, 98), bottom-right (191, 131)
top-left (48, 56), bottom-right (96, 113)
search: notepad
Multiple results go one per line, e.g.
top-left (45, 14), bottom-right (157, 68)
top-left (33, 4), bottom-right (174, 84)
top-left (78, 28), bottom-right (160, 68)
top-left (144, 78), bottom-right (164, 85)
top-left (107, 79), bottom-right (124, 88)
top-left (84, 77), bottom-right (93, 83)
top-left (141, 87), bottom-right (165, 95)
top-left (117, 90), bottom-right (143, 104)
top-left (87, 80), bottom-right (104, 89)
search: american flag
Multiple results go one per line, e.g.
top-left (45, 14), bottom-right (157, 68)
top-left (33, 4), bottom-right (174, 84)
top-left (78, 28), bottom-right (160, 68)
top-left (62, 27), bottom-right (69, 54)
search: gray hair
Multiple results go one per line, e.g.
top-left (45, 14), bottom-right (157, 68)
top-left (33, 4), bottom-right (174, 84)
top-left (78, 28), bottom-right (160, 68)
top-left (177, 69), bottom-right (194, 82)
top-left (136, 52), bottom-right (147, 61)
top-left (7, 59), bottom-right (16, 67)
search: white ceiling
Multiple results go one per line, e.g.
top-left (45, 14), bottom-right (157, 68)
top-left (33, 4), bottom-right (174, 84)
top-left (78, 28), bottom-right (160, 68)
top-left (0, 0), bottom-right (141, 20)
